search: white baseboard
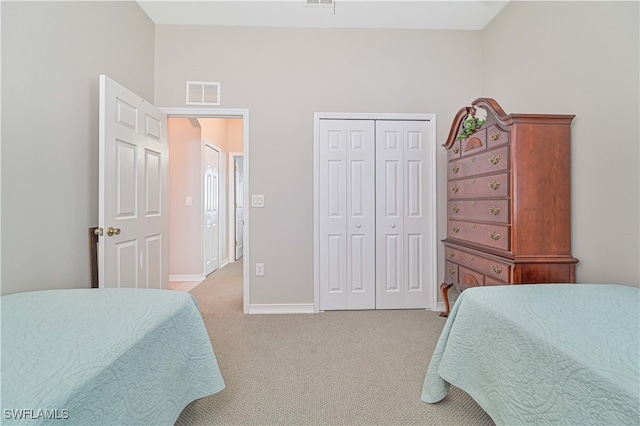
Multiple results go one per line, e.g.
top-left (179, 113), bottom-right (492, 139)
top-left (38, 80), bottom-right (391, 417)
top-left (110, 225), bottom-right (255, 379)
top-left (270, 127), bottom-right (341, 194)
top-left (435, 302), bottom-right (445, 312)
top-left (248, 303), bottom-right (315, 315)
top-left (220, 258), bottom-right (229, 269)
top-left (169, 274), bottom-right (205, 282)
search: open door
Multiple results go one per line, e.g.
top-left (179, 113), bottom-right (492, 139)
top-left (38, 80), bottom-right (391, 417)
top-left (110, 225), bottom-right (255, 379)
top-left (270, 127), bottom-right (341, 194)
top-left (234, 156), bottom-right (244, 260)
top-left (98, 75), bottom-right (169, 288)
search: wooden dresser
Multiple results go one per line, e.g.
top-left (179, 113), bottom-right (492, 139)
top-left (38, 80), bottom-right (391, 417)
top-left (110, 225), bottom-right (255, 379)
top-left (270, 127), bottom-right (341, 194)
top-left (440, 98), bottom-right (579, 316)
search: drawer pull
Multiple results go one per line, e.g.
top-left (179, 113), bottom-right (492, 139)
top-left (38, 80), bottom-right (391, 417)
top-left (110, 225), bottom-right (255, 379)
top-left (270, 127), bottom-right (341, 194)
top-left (448, 250), bottom-right (455, 258)
top-left (491, 265), bottom-right (503, 274)
top-left (448, 266), bottom-right (456, 275)
top-left (471, 179), bottom-right (476, 184)
top-left (453, 147), bottom-right (460, 154)
top-left (470, 201), bottom-right (476, 206)
top-left (489, 231), bottom-right (501, 241)
top-left (452, 165), bottom-right (460, 174)
top-left (452, 205), bottom-right (460, 213)
top-left (489, 181), bottom-right (501, 190)
top-left (489, 155), bottom-right (501, 165)
top-left (490, 132), bottom-right (500, 140)
top-left (453, 226), bottom-right (460, 233)
top-left (468, 255), bottom-right (474, 261)
top-left (471, 157), bottom-right (476, 162)
top-left (471, 223), bottom-right (476, 229)
top-left (490, 206), bottom-right (501, 215)
top-left (452, 185), bottom-right (460, 194)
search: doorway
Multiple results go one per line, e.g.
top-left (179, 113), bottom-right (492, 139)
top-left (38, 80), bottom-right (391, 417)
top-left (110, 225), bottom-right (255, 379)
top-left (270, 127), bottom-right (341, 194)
top-left (164, 108), bottom-right (250, 314)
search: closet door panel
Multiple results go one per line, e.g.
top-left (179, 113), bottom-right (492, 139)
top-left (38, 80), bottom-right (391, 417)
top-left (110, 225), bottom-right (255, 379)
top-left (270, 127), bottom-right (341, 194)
top-left (319, 120), bottom-right (375, 310)
top-left (376, 123), bottom-right (405, 309)
top-left (403, 121), bottom-right (432, 308)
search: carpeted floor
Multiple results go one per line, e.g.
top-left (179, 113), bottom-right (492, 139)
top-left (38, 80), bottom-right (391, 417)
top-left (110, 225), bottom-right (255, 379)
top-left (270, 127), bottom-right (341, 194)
top-left (176, 260), bottom-right (494, 425)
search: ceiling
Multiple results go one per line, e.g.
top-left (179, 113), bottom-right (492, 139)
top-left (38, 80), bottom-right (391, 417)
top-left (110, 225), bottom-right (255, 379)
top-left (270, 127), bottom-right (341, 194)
top-left (136, 1), bottom-right (510, 31)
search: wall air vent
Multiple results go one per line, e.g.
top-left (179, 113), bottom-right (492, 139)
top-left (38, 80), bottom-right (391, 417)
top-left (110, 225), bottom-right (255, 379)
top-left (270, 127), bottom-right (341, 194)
top-left (305, 0), bottom-right (333, 6)
top-left (186, 81), bottom-right (220, 106)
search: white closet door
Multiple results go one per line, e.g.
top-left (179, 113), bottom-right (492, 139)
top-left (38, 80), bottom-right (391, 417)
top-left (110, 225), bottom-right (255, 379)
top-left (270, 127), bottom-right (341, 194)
top-left (319, 120), bottom-right (375, 310)
top-left (376, 121), bottom-right (431, 309)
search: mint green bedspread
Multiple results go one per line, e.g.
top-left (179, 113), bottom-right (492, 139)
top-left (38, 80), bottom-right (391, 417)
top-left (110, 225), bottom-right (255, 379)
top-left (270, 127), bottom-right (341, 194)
top-left (422, 284), bottom-right (639, 425)
top-left (1, 289), bottom-right (224, 425)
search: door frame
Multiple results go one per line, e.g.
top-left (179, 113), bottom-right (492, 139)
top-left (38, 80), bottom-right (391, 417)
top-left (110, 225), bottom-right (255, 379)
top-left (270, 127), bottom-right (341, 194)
top-left (313, 112), bottom-right (438, 313)
top-left (162, 108), bottom-right (250, 314)
top-left (228, 152), bottom-right (244, 262)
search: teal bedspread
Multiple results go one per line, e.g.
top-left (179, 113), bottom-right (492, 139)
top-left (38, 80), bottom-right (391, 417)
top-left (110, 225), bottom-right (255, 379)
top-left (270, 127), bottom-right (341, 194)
top-left (1, 289), bottom-right (224, 425)
top-left (422, 284), bottom-right (639, 425)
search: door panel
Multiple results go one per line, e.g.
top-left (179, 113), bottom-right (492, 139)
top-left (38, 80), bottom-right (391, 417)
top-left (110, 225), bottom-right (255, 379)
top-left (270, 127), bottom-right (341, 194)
top-left (204, 145), bottom-right (220, 276)
top-left (319, 120), bottom-right (375, 310)
top-left (99, 75), bottom-right (168, 289)
top-left (234, 156), bottom-right (244, 260)
top-left (376, 120), bottom-right (431, 309)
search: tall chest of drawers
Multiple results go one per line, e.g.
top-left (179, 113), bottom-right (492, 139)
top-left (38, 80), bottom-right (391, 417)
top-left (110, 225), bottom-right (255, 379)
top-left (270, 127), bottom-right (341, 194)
top-left (440, 98), bottom-right (579, 316)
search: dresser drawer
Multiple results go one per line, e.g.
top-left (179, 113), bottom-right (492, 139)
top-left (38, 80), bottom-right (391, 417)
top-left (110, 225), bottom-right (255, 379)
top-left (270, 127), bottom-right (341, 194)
top-left (448, 172), bottom-right (509, 199)
top-left (486, 124), bottom-right (510, 149)
top-left (448, 199), bottom-right (509, 224)
top-left (448, 140), bottom-right (461, 161)
top-left (445, 261), bottom-right (458, 284)
top-left (449, 220), bottom-right (510, 251)
top-left (459, 129), bottom-right (486, 157)
top-left (459, 266), bottom-right (483, 288)
top-left (484, 276), bottom-right (508, 286)
top-left (448, 146), bottom-right (509, 180)
top-left (446, 246), bottom-right (511, 282)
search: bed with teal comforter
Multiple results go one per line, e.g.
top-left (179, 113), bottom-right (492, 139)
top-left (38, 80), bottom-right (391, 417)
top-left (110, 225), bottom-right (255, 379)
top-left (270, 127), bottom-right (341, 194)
top-left (1, 288), bottom-right (224, 425)
top-left (422, 284), bottom-right (639, 425)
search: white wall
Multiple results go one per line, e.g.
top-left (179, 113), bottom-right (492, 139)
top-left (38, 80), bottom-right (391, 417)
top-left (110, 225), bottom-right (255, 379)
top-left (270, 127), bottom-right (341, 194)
top-left (168, 118), bottom-right (204, 277)
top-left (155, 26), bottom-right (482, 305)
top-left (482, 1), bottom-right (639, 287)
top-left (1, 1), bottom-right (155, 295)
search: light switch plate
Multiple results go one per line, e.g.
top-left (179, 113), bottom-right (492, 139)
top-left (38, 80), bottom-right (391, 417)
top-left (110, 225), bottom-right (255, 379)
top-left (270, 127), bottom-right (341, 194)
top-left (255, 263), bottom-right (264, 276)
top-left (186, 196), bottom-right (192, 206)
top-left (251, 194), bottom-right (265, 208)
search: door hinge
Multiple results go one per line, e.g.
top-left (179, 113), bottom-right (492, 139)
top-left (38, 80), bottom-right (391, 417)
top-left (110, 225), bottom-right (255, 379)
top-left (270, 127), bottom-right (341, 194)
top-left (235, 241), bottom-right (238, 246)
top-left (94, 227), bottom-right (104, 237)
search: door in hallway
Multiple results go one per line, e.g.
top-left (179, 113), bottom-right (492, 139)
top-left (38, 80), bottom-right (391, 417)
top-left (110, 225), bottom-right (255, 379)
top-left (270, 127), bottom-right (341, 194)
top-left (234, 155), bottom-right (244, 260)
top-left (204, 145), bottom-right (220, 276)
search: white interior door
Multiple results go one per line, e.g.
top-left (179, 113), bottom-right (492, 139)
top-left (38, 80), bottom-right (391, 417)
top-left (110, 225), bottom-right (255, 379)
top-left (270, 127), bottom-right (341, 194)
top-left (319, 120), bottom-right (375, 310)
top-left (376, 120), bottom-right (431, 309)
top-left (234, 156), bottom-right (244, 260)
top-left (204, 145), bottom-right (220, 276)
top-left (99, 75), bottom-right (168, 288)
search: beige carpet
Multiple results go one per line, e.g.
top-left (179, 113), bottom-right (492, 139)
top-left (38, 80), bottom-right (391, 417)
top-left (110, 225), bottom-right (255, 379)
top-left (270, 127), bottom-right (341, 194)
top-left (176, 260), bottom-right (494, 426)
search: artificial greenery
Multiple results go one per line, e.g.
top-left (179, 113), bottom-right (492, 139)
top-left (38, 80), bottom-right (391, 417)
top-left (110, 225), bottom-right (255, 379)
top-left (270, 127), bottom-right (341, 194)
top-left (457, 115), bottom-right (486, 141)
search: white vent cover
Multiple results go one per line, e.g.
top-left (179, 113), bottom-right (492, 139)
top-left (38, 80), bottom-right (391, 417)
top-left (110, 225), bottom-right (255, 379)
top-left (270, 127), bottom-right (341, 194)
top-left (305, 0), bottom-right (333, 6)
top-left (186, 81), bottom-right (220, 105)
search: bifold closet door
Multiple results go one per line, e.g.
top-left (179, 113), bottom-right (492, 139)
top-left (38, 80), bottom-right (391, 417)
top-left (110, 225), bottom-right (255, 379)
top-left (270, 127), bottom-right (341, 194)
top-left (376, 121), bottom-right (431, 309)
top-left (319, 120), bottom-right (376, 310)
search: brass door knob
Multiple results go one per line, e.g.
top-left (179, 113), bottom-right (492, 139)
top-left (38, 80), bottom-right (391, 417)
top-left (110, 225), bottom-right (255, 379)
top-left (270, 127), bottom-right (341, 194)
top-left (107, 227), bottom-right (121, 237)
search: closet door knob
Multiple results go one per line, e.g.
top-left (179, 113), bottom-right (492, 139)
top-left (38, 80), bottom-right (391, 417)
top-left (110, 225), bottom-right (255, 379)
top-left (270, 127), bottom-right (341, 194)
top-left (355, 223), bottom-right (361, 228)
top-left (391, 224), bottom-right (396, 229)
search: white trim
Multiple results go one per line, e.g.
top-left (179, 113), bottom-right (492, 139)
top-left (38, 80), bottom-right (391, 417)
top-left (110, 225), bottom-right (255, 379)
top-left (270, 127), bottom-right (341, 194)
top-left (169, 274), bottom-right (205, 282)
top-left (161, 107), bottom-right (250, 314)
top-left (220, 258), bottom-right (229, 269)
top-left (435, 302), bottom-right (445, 312)
top-left (228, 151), bottom-right (243, 263)
top-left (248, 303), bottom-right (315, 315)
top-left (313, 112), bottom-right (438, 313)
